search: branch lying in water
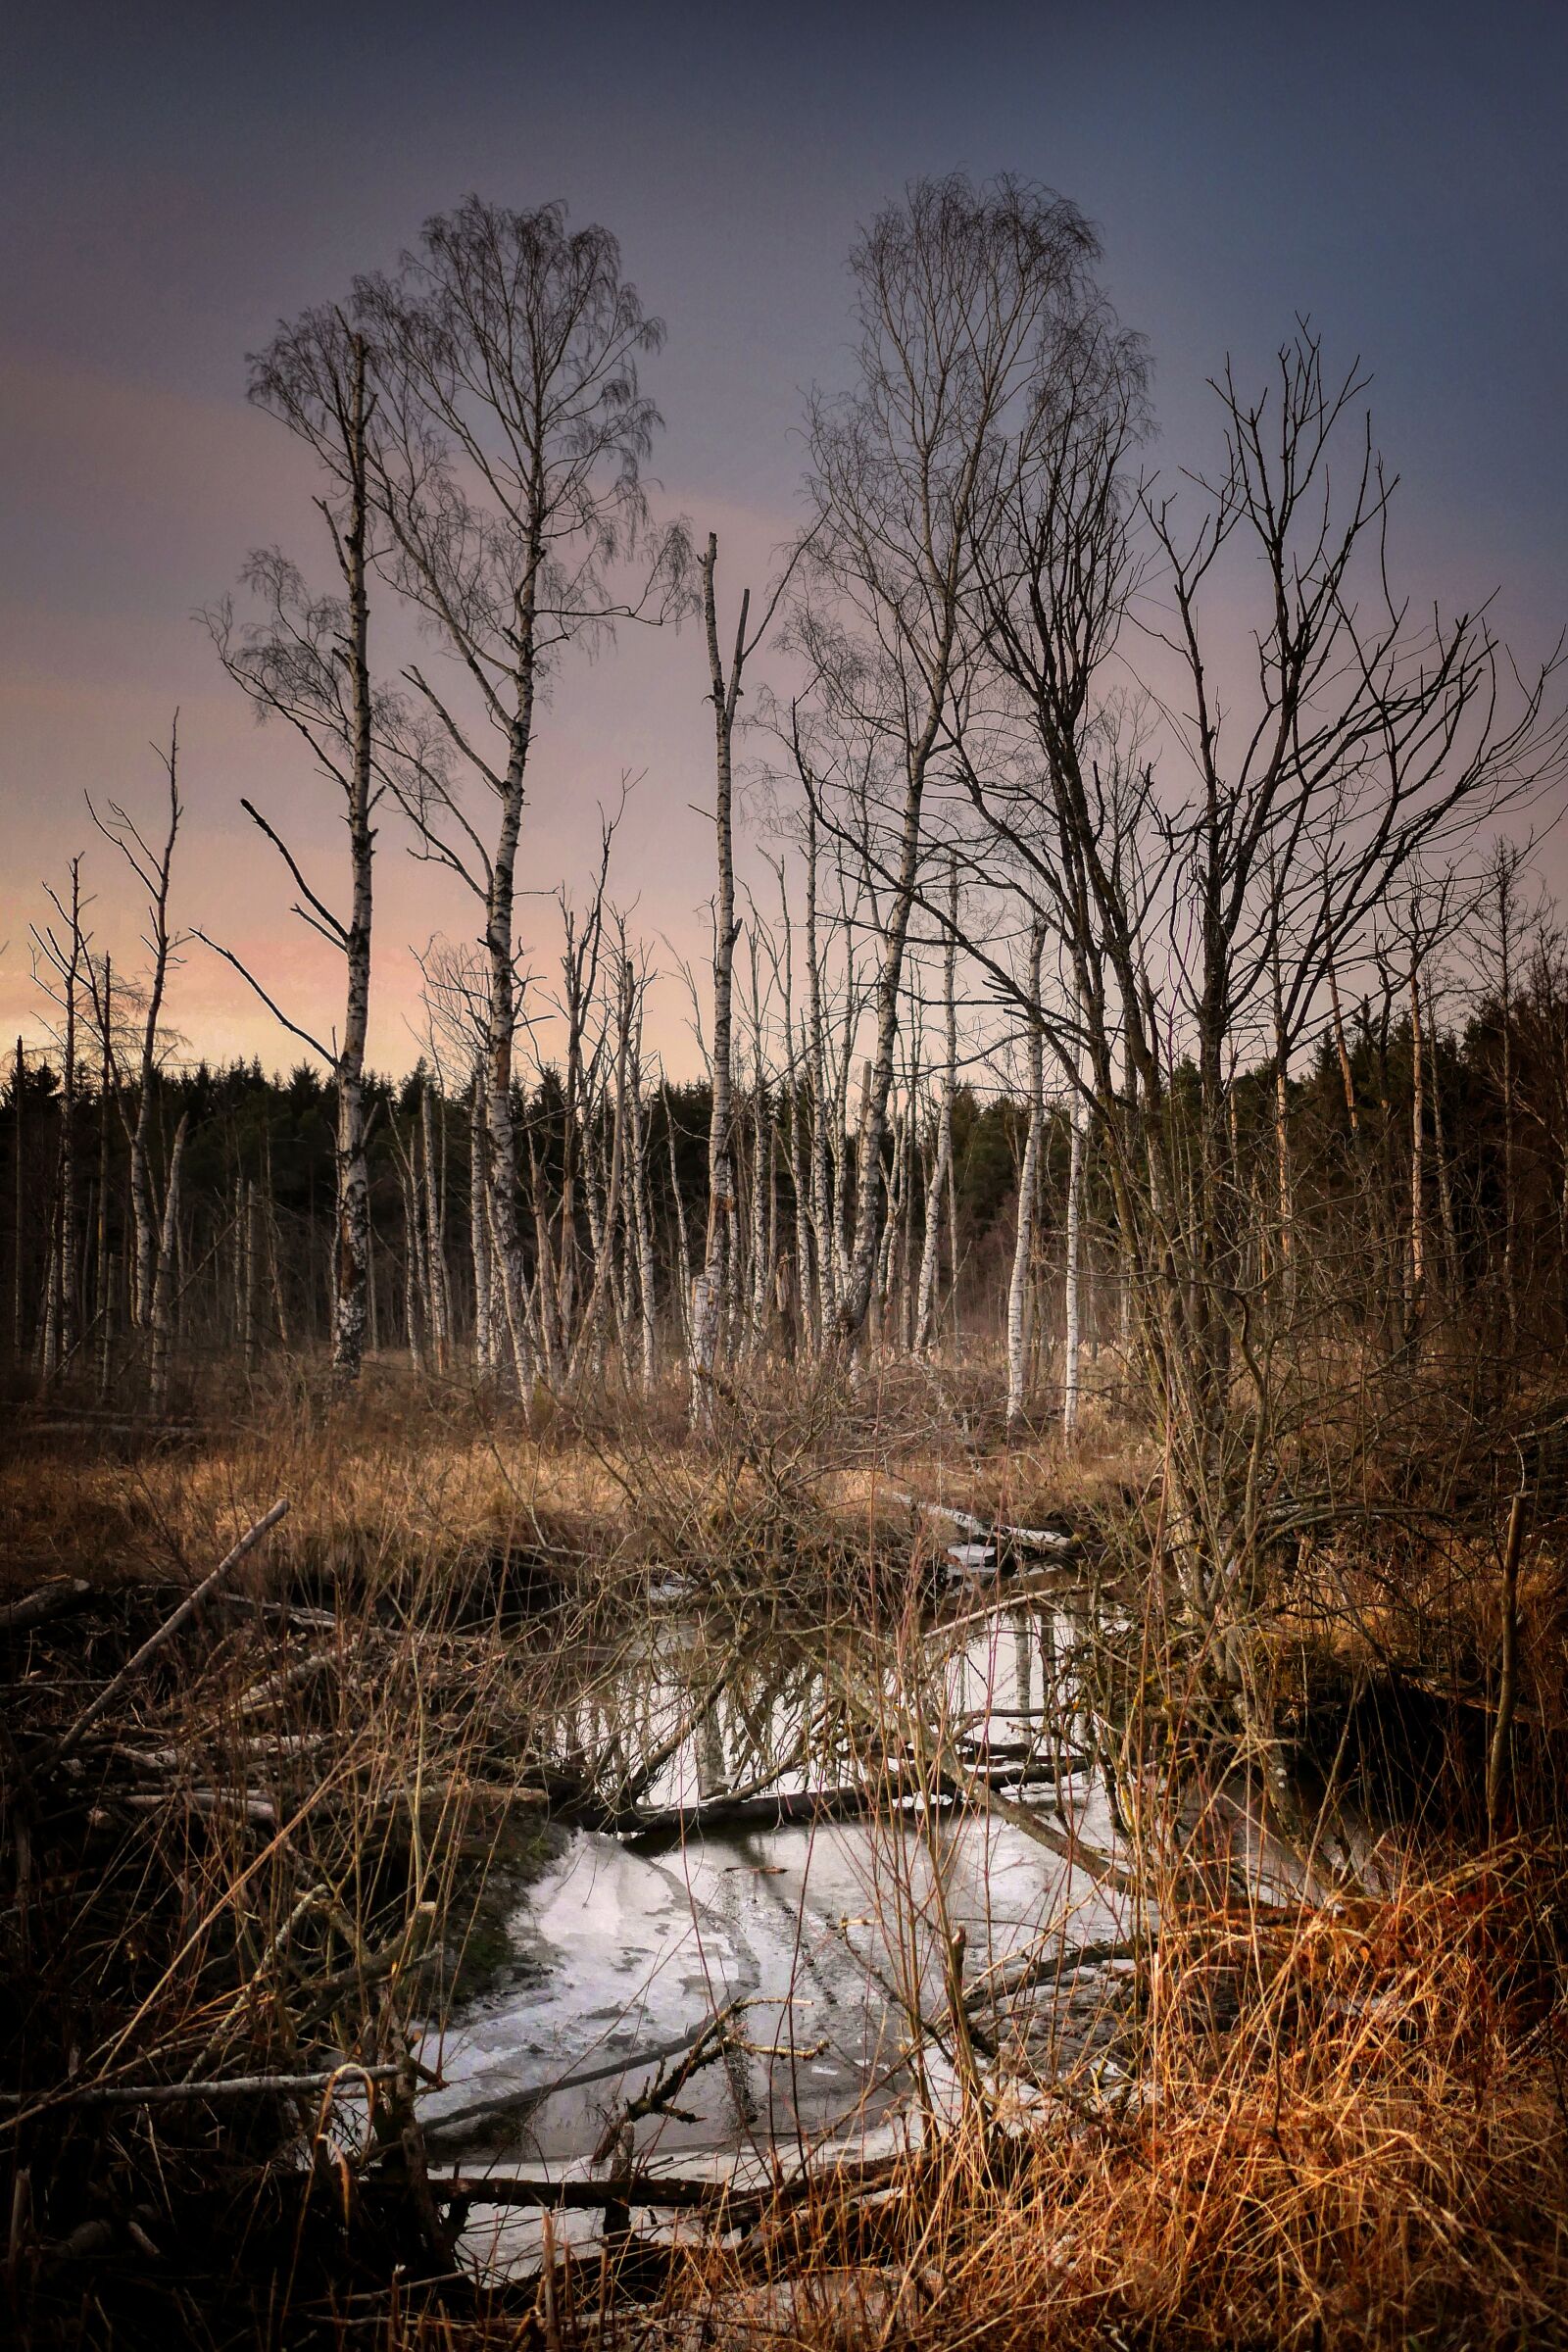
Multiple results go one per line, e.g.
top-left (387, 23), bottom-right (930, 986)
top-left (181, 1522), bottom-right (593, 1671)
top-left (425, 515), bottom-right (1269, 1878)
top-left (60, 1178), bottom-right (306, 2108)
top-left (624, 1757), bottom-right (1078, 1848)
top-left (424, 2147), bottom-right (904, 2218)
top-left (420, 2011), bottom-right (742, 2143)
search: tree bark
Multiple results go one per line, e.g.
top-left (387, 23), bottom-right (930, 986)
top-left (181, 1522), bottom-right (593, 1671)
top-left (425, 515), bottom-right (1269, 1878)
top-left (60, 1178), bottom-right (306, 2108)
top-left (1006, 927), bottom-right (1048, 1427)
top-left (148, 1111), bottom-right (187, 1414)
top-left (331, 337), bottom-right (375, 1387)
top-left (914, 857), bottom-right (958, 1354)
top-left (691, 535), bottom-right (744, 1418)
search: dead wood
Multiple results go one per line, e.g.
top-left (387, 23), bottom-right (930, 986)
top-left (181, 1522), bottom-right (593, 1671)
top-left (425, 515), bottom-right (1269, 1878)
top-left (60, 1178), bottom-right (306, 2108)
top-left (0, 1581), bottom-right (92, 1636)
top-left (52, 1499), bottom-right (290, 1759)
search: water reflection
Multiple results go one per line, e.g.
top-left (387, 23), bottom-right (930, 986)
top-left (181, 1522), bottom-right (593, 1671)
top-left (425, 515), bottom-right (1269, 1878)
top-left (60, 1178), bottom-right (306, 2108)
top-left (419, 1594), bottom-right (1131, 2201)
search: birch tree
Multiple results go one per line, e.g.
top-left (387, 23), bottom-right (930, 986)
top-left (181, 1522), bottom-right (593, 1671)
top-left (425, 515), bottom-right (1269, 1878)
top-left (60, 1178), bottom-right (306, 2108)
top-left (354, 197), bottom-right (686, 1391)
top-left (913, 851), bottom-right (958, 1353)
top-left (206, 314), bottom-right (382, 1384)
top-left (798, 172), bottom-right (1102, 1352)
top-left (88, 722), bottom-right (182, 1332)
top-left (1005, 921), bottom-right (1047, 1424)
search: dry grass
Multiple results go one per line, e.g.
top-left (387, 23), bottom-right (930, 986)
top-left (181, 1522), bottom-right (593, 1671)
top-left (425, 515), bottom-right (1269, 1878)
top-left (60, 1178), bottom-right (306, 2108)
top-left (334, 1858), bottom-right (1568, 2352)
top-left (5, 1359), bottom-right (1566, 2351)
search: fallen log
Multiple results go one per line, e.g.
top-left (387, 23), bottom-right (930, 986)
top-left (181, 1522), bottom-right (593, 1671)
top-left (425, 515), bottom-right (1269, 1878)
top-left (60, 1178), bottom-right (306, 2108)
top-left (945, 1761), bottom-right (1134, 1892)
top-left (0, 1580), bottom-right (92, 1636)
top-left (965, 1934), bottom-right (1146, 2015)
top-left (427, 2148), bottom-right (904, 2219)
top-left (887, 1490), bottom-right (1074, 1555)
top-left (376, 1780), bottom-right (551, 1812)
top-left (3, 2062), bottom-right (403, 2117)
top-left (235, 1651), bottom-right (337, 1714)
top-left (115, 1732), bottom-right (327, 1773)
top-left (216, 1593), bottom-right (339, 1631)
top-left (122, 1788), bottom-right (278, 1826)
top-left (432, 2171), bottom-right (747, 2215)
top-left (624, 1758), bottom-right (1072, 1845)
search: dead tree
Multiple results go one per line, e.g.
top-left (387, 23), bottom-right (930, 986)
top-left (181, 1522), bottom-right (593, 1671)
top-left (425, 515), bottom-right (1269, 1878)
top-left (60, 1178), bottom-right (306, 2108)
top-left (356, 198), bottom-right (685, 1393)
top-left (420, 1067), bottom-right (451, 1371)
top-left (954, 327), bottom-right (1565, 1645)
top-left (1006, 923), bottom-right (1048, 1426)
top-left (623, 956), bottom-right (659, 1391)
top-left (914, 853), bottom-right (958, 1354)
top-left (798, 172), bottom-right (1102, 1353)
top-left (416, 937), bottom-right (495, 1374)
top-left (1061, 980), bottom-right (1088, 1439)
top-left (804, 797), bottom-right (836, 1344)
top-left (469, 1063), bottom-right (492, 1373)
top-left (30, 859), bottom-right (89, 1378)
top-left (1485, 841), bottom-right (1527, 1337)
top-left (690, 534), bottom-right (745, 1411)
top-left (88, 723), bottom-right (182, 1333)
top-left (689, 534), bottom-right (800, 1412)
top-left (206, 315), bottom-right (381, 1385)
top-left (94, 955), bottom-right (115, 1393)
top-left (10, 1039), bottom-right (24, 1366)
top-left (148, 1111), bottom-right (188, 1413)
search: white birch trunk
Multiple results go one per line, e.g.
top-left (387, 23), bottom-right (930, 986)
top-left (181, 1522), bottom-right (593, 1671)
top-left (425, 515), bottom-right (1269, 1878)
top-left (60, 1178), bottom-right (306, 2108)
top-left (914, 858), bottom-right (958, 1354)
top-left (148, 1112), bottom-right (187, 1413)
top-left (1006, 927), bottom-right (1047, 1428)
top-left (691, 535), bottom-right (745, 1419)
top-left (1062, 1081), bottom-right (1086, 1440)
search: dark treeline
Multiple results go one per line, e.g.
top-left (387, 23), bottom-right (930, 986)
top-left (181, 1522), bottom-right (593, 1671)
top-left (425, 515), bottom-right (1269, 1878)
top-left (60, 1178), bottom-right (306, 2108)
top-left (8, 914), bottom-right (1567, 1404)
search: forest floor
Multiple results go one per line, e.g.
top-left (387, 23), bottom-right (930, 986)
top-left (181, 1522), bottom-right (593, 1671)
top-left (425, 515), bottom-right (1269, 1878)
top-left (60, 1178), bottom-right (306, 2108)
top-left (3, 1356), bottom-right (1567, 2350)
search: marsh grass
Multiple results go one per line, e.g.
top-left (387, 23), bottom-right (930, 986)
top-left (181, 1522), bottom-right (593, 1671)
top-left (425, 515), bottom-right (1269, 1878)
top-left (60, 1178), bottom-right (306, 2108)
top-left (3, 1356), bottom-right (1565, 2350)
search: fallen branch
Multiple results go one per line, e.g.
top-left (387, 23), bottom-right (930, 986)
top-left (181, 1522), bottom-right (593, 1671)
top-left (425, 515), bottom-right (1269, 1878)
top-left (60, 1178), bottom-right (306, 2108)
top-left (965, 1934), bottom-right (1145, 2015)
top-left (54, 1501), bottom-right (290, 1760)
top-left (422, 2011), bottom-right (740, 2142)
top-left (426, 2148), bottom-right (904, 2219)
top-left (887, 1489), bottom-right (1074, 1555)
top-left (235, 1650), bottom-right (337, 1714)
top-left (0, 1580), bottom-right (92, 1636)
top-left (115, 1733), bottom-right (327, 1773)
top-left (615, 1665), bottom-right (732, 1812)
top-left (122, 1788), bottom-right (278, 1825)
top-left (4, 2062), bottom-right (402, 2117)
top-left (595, 2003), bottom-right (748, 2162)
top-left (216, 1593), bottom-right (339, 1631)
top-left (624, 1761), bottom-right (1064, 1846)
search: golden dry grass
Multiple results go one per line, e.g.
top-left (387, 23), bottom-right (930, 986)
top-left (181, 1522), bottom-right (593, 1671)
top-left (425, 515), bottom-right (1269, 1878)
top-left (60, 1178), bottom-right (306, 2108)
top-left (6, 1357), bottom-right (1565, 2352)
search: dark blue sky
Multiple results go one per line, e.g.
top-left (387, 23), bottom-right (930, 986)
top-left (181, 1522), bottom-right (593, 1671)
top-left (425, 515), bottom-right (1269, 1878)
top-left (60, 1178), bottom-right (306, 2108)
top-left (4, 0), bottom-right (1565, 1058)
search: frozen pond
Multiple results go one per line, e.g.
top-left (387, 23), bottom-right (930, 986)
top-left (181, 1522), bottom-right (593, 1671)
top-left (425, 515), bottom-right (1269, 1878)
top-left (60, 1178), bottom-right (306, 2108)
top-left (416, 1590), bottom-right (1139, 2265)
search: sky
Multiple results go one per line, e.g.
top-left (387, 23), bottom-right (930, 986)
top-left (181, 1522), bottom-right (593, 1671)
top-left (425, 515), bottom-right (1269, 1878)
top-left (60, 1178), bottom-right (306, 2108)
top-left (3, 0), bottom-right (1566, 1078)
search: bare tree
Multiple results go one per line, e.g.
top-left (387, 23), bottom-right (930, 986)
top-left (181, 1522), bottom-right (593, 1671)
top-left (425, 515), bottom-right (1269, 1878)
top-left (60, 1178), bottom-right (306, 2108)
top-left (30, 859), bottom-right (90, 1377)
top-left (949, 326), bottom-right (1565, 1646)
top-left (206, 315), bottom-right (381, 1384)
top-left (1005, 922), bottom-right (1047, 1425)
top-left (88, 719), bottom-right (182, 1334)
top-left (798, 171), bottom-right (1102, 1352)
top-left (354, 196), bottom-right (686, 1391)
top-left (913, 851), bottom-right (958, 1354)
